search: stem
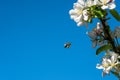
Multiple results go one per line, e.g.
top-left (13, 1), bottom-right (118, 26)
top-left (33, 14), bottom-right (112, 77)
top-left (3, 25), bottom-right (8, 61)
top-left (99, 18), bottom-right (119, 53)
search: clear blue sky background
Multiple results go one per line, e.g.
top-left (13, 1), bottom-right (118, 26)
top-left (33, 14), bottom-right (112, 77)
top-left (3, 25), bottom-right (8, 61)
top-left (0, 0), bottom-right (120, 80)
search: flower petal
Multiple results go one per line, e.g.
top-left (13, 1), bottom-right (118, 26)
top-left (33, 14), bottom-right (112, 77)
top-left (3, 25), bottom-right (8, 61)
top-left (105, 66), bottom-right (112, 74)
top-left (77, 22), bottom-right (83, 26)
top-left (69, 9), bottom-right (77, 15)
top-left (102, 72), bottom-right (106, 77)
top-left (74, 15), bottom-right (82, 22)
top-left (78, 0), bottom-right (85, 6)
top-left (96, 64), bottom-right (104, 69)
top-left (70, 15), bottom-right (77, 19)
top-left (108, 3), bottom-right (116, 9)
top-left (101, 5), bottom-right (108, 9)
top-left (74, 3), bottom-right (84, 9)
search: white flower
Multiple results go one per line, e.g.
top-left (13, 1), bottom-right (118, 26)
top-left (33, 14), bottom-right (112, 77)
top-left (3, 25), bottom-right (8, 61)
top-left (69, 0), bottom-right (90, 26)
top-left (86, 0), bottom-right (98, 6)
top-left (106, 50), bottom-right (118, 57)
top-left (96, 53), bottom-right (119, 77)
top-left (97, 0), bottom-right (116, 9)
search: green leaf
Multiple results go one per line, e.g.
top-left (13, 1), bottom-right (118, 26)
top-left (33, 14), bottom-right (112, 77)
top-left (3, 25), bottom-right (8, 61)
top-left (110, 9), bottom-right (120, 21)
top-left (87, 18), bottom-right (92, 23)
top-left (92, 9), bottom-right (106, 18)
top-left (96, 45), bottom-right (112, 55)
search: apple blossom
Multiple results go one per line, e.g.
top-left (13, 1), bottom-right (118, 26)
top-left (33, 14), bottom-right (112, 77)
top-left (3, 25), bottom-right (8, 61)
top-left (97, 0), bottom-right (116, 9)
top-left (96, 51), bottom-right (120, 77)
top-left (69, 0), bottom-right (92, 26)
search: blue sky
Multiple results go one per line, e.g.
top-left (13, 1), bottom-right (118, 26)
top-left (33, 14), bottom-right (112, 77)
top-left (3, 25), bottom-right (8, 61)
top-left (0, 0), bottom-right (120, 80)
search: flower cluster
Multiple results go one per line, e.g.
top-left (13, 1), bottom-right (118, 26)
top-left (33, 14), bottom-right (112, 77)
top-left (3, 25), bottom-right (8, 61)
top-left (96, 51), bottom-right (120, 77)
top-left (86, 22), bottom-right (120, 77)
top-left (69, 0), bottom-right (120, 79)
top-left (69, 0), bottom-right (116, 26)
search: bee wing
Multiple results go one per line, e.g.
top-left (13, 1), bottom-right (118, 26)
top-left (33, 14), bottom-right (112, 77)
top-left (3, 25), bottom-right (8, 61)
top-left (64, 42), bottom-right (71, 48)
top-left (64, 44), bottom-right (67, 48)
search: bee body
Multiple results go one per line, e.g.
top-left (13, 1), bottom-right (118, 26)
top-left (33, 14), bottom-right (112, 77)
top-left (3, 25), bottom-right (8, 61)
top-left (64, 42), bottom-right (71, 48)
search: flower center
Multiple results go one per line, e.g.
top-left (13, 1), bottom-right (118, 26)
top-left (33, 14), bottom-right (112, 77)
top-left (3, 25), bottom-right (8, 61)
top-left (111, 63), bottom-right (116, 67)
top-left (103, 0), bottom-right (107, 5)
top-left (77, 9), bottom-right (83, 15)
top-left (103, 63), bottom-right (109, 68)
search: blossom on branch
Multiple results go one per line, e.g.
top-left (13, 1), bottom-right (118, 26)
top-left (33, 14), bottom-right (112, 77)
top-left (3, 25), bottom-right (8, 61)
top-left (69, 0), bottom-right (120, 79)
top-left (96, 51), bottom-right (120, 77)
top-left (97, 0), bottom-right (116, 9)
top-left (69, 0), bottom-right (91, 26)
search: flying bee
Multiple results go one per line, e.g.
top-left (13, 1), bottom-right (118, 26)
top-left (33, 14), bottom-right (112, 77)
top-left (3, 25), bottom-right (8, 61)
top-left (64, 42), bottom-right (71, 48)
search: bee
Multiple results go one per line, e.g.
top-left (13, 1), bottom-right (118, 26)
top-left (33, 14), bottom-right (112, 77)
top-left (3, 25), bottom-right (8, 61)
top-left (64, 42), bottom-right (71, 48)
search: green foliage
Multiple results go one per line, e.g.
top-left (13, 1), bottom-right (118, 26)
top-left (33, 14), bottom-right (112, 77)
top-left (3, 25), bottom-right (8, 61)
top-left (90, 6), bottom-right (106, 18)
top-left (94, 10), bottom-right (104, 18)
top-left (96, 45), bottom-right (112, 55)
top-left (110, 9), bottom-right (120, 21)
top-left (87, 18), bottom-right (92, 23)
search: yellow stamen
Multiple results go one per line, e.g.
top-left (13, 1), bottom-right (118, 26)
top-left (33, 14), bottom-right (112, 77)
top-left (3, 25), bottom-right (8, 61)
top-left (103, 0), bottom-right (107, 5)
top-left (111, 63), bottom-right (117, 67)
top-left (103, 63), bottom-right (109, 68)
top-left (77, 9), bottom-right (83, 15)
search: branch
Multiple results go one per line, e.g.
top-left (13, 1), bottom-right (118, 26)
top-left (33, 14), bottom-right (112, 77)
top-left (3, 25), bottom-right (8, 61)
top-left (99, 18), bottom-right (119, 54)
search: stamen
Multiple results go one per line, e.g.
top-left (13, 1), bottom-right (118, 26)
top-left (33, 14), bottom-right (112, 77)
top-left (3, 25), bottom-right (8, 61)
top-left (77, 10), bottom-right (83, 15)
top-left (103, 0), bottom-right (107, 5)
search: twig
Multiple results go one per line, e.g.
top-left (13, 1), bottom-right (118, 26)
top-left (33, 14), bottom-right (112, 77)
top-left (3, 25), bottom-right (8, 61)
top-left (99, 18), bottom-right (119, 53)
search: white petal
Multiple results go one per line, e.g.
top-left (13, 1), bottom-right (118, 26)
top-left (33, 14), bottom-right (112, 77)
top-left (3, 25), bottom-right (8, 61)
top-left (106, 59), bottom-right (112, 64)
top-left (108, 3), bottom-right (116, 9)
top-left (111, 56), bottom-right (116, 63)
top-left (105, 66), bottom-right (112, 74)
top-left (118, 56), bottom-right (120, 59)
top-left (102, 58), bottom-right (108, 64)
top-left (83, 15), bottom-right (88, 21)
top-left (95, 0), bottom-right (102, 5)
top-left (83, 10), bottom-right (88, 21)
top-left (116, 61), bottom-right (120, 64)
top-left (86, 0), bottom-right (93, 6)
top-left (99, 0), bottom-right (109, 3)
top-left (77, 21), bottom-right (83, 26)
top-left (78, 0), bottom-right (85, 6)
top-left (94, 0), bottom-right (100, 5)
top-left (74, 3), bottom-right (83, 9)
top-left (74, 15), bottom-right (82, 22)
top-left (102, 72), bottom-right (106, 77)
top-left (69, 9), bottom-right (77, 15)
top-left (96, 64), bottom-right (104, 69)
top-left (101, 5), bottom-right (108, 9)
top-left (70, 15), bottom-right (77, 19)
top-left (102, 58), bottom-right (111, 64)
